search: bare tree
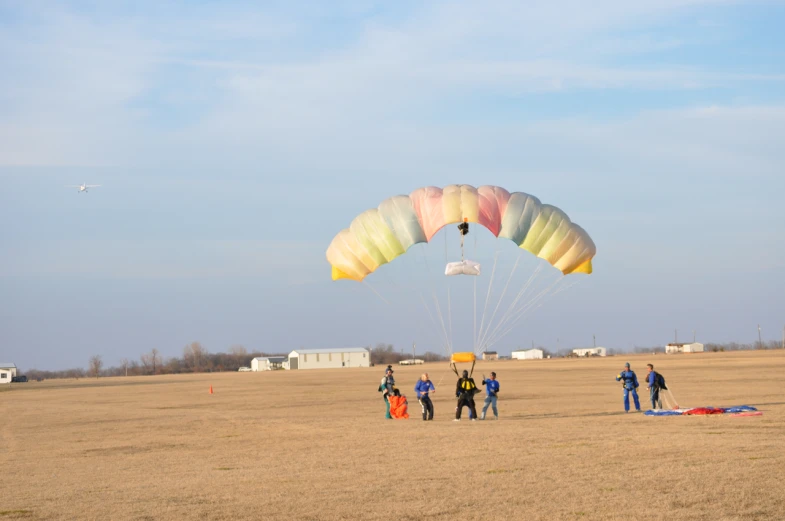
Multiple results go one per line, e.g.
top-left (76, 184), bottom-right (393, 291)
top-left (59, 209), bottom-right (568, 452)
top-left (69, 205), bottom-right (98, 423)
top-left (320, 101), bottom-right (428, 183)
top-left (229, 345), bottom-right (247, 357)
top-left (88, 355), bottom-right (103, 378)
top-left (184, 342), bottom-right (207, 372)
top-left (150, 348), bottom-right (161, 375)
top-left (120, 358), bottom-right (129, 377)
top-left (140, 353), bottom-right (151, 374)
top-left (229, 345), bottom-right (248, 368)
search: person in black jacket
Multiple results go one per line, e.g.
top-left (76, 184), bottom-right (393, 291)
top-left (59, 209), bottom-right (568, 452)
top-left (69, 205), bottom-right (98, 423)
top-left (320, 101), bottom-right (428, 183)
top-left (454, 370), bottom-right (478, 421)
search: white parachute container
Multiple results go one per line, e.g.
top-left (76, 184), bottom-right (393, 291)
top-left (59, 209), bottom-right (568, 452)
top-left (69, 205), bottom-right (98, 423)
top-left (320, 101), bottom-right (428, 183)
top-left (445, 259), bottom-right (481, 276)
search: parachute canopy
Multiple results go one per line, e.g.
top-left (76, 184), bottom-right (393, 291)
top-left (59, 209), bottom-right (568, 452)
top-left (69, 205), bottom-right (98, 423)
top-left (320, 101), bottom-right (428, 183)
top-left (327, 184), bottom-right (596, 282)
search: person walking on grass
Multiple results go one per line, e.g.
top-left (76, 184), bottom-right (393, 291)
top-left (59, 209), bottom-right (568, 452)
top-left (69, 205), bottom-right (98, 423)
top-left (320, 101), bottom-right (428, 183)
top-left (480, 372), bottom-right (500, 420)
top-left (454, 370), bottom-right (478, 421)
top-left (414, 373), bottom-right (436, 421)
top-left (615, 362), bottom-right (641, 413)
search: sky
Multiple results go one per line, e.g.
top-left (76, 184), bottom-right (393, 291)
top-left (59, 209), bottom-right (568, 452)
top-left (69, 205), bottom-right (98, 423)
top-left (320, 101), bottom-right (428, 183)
top-left (1, 0), bottom-right (784, 370)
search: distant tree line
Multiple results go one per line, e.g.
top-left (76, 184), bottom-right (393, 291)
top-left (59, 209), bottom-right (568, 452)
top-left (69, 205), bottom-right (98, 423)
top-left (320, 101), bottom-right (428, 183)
top-left (369, 343), bottom-right (448, 365)
top-left (23, 343), bottom-right (285, 381)
top-left (21, 342), bottom-right (449, 380)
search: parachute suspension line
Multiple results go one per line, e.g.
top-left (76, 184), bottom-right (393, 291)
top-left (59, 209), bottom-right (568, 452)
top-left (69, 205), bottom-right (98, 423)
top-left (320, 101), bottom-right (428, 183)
top-left (477, 262), bottom-right (544, 353)
top-left (550, 276), bottom-right (583, 297)
top-left (431, 290), bottom-right (452, 357)
top-left (482, 272), bottom-right (561, 351)
top-left (475, 255), bottom-right (522, 353)
top-left (473, 275), bottom-right (477, 354)
top-left (476, 247), bottom-right (501, 354)
top-left (477, 263), bottom-right (547, 353)
top-left (362, 281), bottom-right (390, 305)
top-left (418, 293), bottom-right (451, 357)
top-left (393, 248), bottom-right (446, 358)
top-left (415, 243), bottom-right (453, 358)
top-left (434, 365), bottom-right (453, 388)
top-left (447, 284), bottom-right (453, 356)
top-left (482, 275), bottom-right (567, 351)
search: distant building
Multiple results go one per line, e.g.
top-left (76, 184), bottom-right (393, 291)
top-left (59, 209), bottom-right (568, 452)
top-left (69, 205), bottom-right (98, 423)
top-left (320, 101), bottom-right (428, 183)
top-left (511, 349), bottom-right (543, 360)
top-left (665, 343), bottom-right (704, 354)
top-left (399, 359), bottom-right (425, 365)
top-left (572, 347), bottom-right (607, 357)
top-left (481, 351), bottom-right (498, 361)
top-left (250, 357), bottom-right (287, 371)
top-left (286, 348), bottom-right (370, 370)
top-left (0, 363), bottom-right (17, 384)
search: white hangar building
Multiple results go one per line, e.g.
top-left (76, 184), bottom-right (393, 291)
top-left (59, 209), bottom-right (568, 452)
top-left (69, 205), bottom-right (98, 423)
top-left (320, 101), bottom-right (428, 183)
top-left (511, 349), bottom-right (544, 360)
top-left (285, 348), bottom-right (370, 370)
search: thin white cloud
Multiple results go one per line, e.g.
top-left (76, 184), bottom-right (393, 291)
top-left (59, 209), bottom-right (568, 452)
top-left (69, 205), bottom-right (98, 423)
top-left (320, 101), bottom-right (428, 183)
top-left (0, 0), bottom-right (782, 168)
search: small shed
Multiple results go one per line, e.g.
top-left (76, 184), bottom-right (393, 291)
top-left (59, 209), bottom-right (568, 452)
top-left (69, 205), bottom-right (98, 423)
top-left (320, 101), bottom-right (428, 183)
top-left (251, 357), bottom-right (286, 371)
top-left (481, 351), bottom-right (498, 361)
top-left (287, 348), bottom-right (370, 370)
top-left (0, 363), bottom-right (17, 384)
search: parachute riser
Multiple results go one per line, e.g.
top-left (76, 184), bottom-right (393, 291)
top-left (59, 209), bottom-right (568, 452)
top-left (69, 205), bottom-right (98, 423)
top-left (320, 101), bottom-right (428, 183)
top-left (449, 359), bottom-right (476, 378)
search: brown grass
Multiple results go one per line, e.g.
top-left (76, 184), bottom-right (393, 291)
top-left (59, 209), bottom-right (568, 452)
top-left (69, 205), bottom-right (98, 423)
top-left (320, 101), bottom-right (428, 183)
top-left (1, 350), bottom-right (783, 520)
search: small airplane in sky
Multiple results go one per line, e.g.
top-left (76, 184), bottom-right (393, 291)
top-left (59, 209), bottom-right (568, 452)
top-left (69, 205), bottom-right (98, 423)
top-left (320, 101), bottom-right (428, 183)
top-left (66, 183), bottom-right (101, 193)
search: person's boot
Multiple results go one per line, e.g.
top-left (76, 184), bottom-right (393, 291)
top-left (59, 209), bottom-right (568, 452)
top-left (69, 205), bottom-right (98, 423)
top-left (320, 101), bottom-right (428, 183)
top-left (480, 412), bottom-right (486, 420)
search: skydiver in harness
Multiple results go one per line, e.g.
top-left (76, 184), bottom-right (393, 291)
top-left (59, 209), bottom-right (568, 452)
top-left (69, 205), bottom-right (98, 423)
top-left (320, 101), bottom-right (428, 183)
top-left (615, 362), bottom-right (641, 413)
top-left (454, 370), bottom-right (479, 421)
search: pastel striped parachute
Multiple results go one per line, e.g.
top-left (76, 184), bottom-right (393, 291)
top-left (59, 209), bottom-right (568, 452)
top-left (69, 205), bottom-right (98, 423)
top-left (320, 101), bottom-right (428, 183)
top-left (326, 185), bottom-right (596, 282)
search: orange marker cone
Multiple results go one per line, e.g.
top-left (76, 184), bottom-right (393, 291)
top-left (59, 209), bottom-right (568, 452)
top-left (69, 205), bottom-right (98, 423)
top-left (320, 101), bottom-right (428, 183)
top-left (209, 385), bottom-right (213, 394)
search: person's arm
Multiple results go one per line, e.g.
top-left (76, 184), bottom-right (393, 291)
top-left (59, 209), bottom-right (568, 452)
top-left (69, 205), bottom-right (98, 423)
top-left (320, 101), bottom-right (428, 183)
top-left (428, 381), bottom-right (435, 393)
top-left (495, 382), bottom-right (500, 394)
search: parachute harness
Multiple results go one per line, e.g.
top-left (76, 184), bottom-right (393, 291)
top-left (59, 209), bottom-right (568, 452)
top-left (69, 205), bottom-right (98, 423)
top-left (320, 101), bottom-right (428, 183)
top-left (457, 218), bottom-right (469, 262)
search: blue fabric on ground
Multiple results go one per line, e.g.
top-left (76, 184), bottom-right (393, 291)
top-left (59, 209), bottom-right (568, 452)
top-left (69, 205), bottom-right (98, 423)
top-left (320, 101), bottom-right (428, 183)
top-left (644, 410), bottom-right (683, 416)
top-left (724, 405), bottom-right (757, 413)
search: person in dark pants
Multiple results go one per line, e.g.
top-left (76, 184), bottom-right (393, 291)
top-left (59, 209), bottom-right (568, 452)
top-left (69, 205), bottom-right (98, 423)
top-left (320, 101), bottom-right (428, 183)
top-left (454, 370), bottom-right (478, 421)
top-left (414, 372), bottom-right (436, 421)
top-left (615, 362), bottom-right (641, 413)
top-left (380, 368), bottom-right (395, 419)
top-left (646, 363), bottom-right (662, 409)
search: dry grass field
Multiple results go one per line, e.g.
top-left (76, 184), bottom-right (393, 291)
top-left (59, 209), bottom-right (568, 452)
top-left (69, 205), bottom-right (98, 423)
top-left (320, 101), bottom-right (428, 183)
top-left (1, 350), bottom-right (783, 521)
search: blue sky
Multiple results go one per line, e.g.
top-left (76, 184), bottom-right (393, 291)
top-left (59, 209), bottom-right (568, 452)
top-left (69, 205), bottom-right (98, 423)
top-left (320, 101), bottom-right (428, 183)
top-left (1, 0), bottom-right (784, 370)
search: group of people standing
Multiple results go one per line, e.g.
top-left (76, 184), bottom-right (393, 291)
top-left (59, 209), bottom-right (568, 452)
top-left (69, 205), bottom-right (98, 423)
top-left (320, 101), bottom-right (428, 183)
top-left (380, 366), bottom-right (500, 421)
top-left (379, 360), bottom-right (669, 420)
top-left (615, 362), bottom-right (668, 412)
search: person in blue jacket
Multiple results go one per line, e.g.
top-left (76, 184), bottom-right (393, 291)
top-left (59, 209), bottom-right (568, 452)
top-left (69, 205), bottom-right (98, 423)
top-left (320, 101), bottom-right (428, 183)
top-left (414, 373), bottom-right (436, 421)
top-left (480, 372), bottom-right (500, 420)
top-left (646, 363), bottom-right (663, 409)
top-left (615, 362), bottom-right (641, 412)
